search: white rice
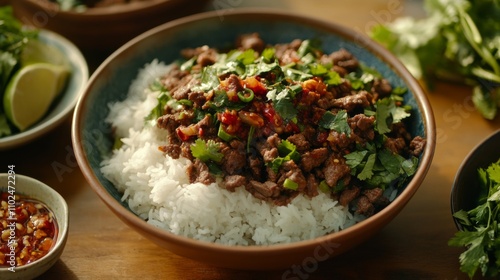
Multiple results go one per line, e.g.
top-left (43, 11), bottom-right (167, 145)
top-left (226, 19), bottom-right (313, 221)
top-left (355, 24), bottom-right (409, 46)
top-left (100, 59), bottom-right (359, 245)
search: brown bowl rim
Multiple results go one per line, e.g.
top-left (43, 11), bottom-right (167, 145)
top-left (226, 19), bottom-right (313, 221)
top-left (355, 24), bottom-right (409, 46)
top-left (17, 0), bottom-right (186, 17)
top-left (72, 8), bottom-right (436, 255)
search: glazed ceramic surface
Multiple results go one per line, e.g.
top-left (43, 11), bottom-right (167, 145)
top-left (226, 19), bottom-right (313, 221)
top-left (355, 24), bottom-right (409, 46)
top-left (0, 29), bottom-right (88, 150)
top-left (12, 0), bottom-right (211, 53)
top-left (72, 9), bottom-right (435, 269)
top-left (0, 174), bottom-right (69, 280)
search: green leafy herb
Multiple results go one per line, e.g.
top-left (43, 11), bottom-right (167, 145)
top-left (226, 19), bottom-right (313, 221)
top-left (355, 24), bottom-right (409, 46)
top-left (449, 158), bottom-right (500, 279)
top-left (370, 0), bottom-right (500, 119)
top-left (207, 90), bottom-right (247, 112)
top-left (144, 91), bottom-right (170, 123)
top-left (0, 113), bottom-right (11, 137)
top-left (0, 6), bottom-right (38, 138)
top-left (319, 110), bottom-right (351, 135)
top-left (375, 98), bottom-right (411, 134)
top-left (194, 66), bottom-right (221, 92)
top-left (190, 139), bottom-right (223, 163)
top-left (0, 7), bottom-right (38, 92)
top-left (273, 97), bottom-right (298, 121)
top-left (297, 39), bottom-right (322, 58)
top-left (345, 141), bottom-right (419, 188)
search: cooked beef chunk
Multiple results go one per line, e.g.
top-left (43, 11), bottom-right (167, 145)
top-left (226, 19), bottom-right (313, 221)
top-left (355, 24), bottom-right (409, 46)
top-left (286, 133), bottom-right (310, 153)
top-left (246, 180), bottom-right (280, 199)
top-left (330, 48), bottom-right (359, 72)
top-left (248, 155), bottom-right (264, 180)
top-left (223, 175), bottom-right (247, 192)
top-left (159, 143), bottom-right (181, 159)
top-left (220, 140), bottom-right (247, 175)
top-left (322, 155), bottom-right (351, 187)
top-left (170, 74), bottom-right (199, 100)
top-left (356, 195), bottom-right (375, 216)
top-left (372, 78), bottom-right (392, 97)
top-left (237, 33), bottom-right (265, 53)
top-left (181, 45), bottom-right (218, 67)
top-left (331, 91), bottom-right (372, 112)
top-left (363, 188), bottom-right (389, 205)
top-left (339, 186), bottom-right (360, 207)
top-left (410, 136), bottom-right (426, 156)
top-left (187, 159), bottom-right (215, 185)
top-left (305, 174), bottom-right (319, 197)
top-left (278, 160), bottom-right (307, 192)
top-left (385, 137), bottom-right (406, 154)
top-left (301, 147), bottom-right (329, 172)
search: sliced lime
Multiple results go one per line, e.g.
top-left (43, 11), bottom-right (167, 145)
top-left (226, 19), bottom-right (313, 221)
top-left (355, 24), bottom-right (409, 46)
top-left (3, 63), bottom-right (70, 131)
top-left (21, 39), bottom-right (70, 68)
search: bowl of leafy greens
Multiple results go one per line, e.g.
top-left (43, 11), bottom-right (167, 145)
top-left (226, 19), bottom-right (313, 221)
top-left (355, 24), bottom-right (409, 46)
top-left (449, 129), bottom-right (500, 278)
top-left (0, 6), bottom-right (88, 150)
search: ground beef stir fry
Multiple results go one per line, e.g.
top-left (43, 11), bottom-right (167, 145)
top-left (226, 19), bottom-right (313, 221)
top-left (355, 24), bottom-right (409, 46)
top-left (152, 33), bottom-right (426, 217)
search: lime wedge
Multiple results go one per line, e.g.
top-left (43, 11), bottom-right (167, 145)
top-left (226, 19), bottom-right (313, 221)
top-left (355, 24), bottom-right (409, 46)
top-left (21, 39), bottom-right (69, 68)
top-left (3, 63), bottom-right (70, 131)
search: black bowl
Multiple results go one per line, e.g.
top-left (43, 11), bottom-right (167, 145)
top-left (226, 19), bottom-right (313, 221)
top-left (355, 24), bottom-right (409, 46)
top-left (451, 129), bottom-right (500, 230)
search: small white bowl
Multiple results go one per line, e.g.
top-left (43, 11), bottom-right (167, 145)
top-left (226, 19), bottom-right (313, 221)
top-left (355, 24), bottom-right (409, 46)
top-left (0, 174), bottom-right (69, 280)
top-left (0, 29), bottom-right (88, 150)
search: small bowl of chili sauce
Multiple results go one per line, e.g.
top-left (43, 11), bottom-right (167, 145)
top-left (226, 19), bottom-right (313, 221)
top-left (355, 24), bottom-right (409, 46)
top-left (0, 173), bottom-right (68, 280)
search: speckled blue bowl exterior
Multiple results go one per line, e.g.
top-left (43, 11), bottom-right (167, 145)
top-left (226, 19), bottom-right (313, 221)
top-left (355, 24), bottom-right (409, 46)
top-left (72, 9), bottom-right (435, 269)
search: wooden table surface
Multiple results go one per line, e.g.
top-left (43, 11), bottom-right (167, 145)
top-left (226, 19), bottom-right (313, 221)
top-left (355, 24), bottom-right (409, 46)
top-left (2, 0), bottom-right (500, 279)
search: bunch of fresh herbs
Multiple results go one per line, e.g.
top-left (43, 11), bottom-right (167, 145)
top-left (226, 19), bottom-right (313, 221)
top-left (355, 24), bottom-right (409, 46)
top-left (449, 158), bottom-right (500, 278)
top-left (371, 0), bottom-right (500, 120)
top-left (0, 6), bottom-right (37, 137)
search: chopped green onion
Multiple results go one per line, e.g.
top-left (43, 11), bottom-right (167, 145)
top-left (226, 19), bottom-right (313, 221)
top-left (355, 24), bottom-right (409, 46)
top-left (217, 124), bottom-right (235, 142)
top-left (246, 125), bottom-right (255, 153)
top-left (177, 99), bottom-right (193, 107)
top-left (318, 180), bottom-right (330, 193)
top-left (237, 88), bottom-right (255, 102)
top-left (283, 178), bottom-right (299, 190)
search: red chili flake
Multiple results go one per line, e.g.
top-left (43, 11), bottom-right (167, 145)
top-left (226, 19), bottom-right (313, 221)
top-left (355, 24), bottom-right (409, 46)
top-left (219, 110), bottom-right (239, 126)
top-left (0, 193), bottom-right (58, 268)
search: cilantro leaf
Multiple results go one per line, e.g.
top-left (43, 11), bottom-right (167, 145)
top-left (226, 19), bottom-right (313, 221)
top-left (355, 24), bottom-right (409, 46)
top-left (375, 98), bottom-right (410, 134)
top-left (357, 153), bottom-right (376, 180)
top-left (0, 113), bottom-right (12, 137)
top-left (144, 91), bottom-right (170, 124)
top-left (245, 59), bottom-right (283, 80)
top-left (449, 158), bottom-right (500, 278)
top-left (273, 95), bottom-right (298, 121)
top-left (194, 66), bottom-right (220, 92)
top-left (190, 139), bottom-right (223, 163)
top-left (344, 150), bottom-right (368, 169)
top-left (236, 49), bottom-right (256, 65)
top-left (297, 39), bottom-right (322, 58)
top-left (370, 0), bottom-right (500, 119)
top-left (319, 110), bottom-right (350, 135)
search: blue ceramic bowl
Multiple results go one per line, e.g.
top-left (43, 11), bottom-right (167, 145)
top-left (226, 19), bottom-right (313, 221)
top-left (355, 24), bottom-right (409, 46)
top-left (0, 29), bottom-right (88, 150)
top-left (72, 9), bottom-right (436, 270)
